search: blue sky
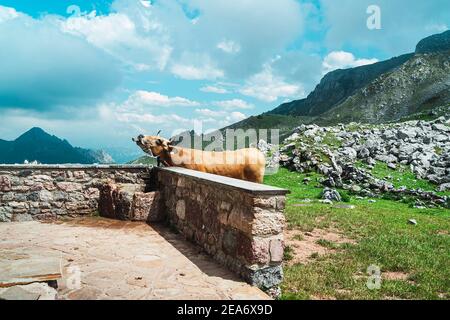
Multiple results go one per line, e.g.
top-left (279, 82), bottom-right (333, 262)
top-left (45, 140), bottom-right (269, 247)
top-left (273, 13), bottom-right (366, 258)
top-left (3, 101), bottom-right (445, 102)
top-left (0, 0), bottom-right (448, 154)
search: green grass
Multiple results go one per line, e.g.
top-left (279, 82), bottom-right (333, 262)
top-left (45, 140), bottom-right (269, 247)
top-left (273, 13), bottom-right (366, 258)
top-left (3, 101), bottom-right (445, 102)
top-left (316, 239), bottom-right (340, 249)
top-left (321, 132), bottom-right (343, 149)
top-left (397, 104), bottom-right (450, 123)
top-left (265, 170), bottom-right (324, 202)
top-left (264, 168), bottom-right (450, 300)
top-left (435, 146), bottom-right (443, 155)
top-left (284, 245), bottom-right (295, 261)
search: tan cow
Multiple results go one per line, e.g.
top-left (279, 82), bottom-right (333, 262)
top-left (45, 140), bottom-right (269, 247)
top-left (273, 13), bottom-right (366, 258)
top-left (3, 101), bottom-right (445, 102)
top-left (132, 134), bottom-right (266, 183)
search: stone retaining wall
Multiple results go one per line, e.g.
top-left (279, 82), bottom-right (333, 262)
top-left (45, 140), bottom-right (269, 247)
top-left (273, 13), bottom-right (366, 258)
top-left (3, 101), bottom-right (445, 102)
top-left (156, 167), bottom-right (289, 289)
top-left (0, 164), bottom-right (289, 290)
top-left (0, 165), bottom-right (150, 222)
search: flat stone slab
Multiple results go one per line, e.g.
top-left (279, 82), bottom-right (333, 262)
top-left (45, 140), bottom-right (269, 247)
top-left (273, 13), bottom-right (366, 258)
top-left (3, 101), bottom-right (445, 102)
top-left (0, 286), bottom-right (40, 300)
top-left (0, 283), bottom-right (57, 300)
top-left (157, 167), bottom-right (289, 195)
top-left (0, 248), bottom-right (61, 288)
top-left (0, 218), bottom-right (269, 300)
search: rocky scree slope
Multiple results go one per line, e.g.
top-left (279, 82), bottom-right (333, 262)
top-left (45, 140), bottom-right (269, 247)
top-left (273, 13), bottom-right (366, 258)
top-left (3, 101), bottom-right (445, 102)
top-left (261, 115), bottom-right (450, 208)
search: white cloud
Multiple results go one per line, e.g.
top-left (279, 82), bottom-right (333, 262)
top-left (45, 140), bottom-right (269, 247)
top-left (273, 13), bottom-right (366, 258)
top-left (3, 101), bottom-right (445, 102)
top-left (321, 0), bottom-right (450, 57)
top-left (171, 63), bottom-right (224, 80)
top-left (42, 0), bottom-right (306, 81)
top-left (240, 65), bottom-right (305, 102)
top-left (195, 108), bottom-right (223, 118)
top-left (0, 5), bottom-right (19, 22)
top-left (140, 1), bottom-right (151, 9)
top-left (322, 51), bottom-right (378, 74)
top-left (60, 8), bottom-right (172, 71)
top-left (116, 112), bottom-right (191, 124)
top-left (200, 85), bottom-right (229, 94)
top-left (120, 90), bottom-right (200, 111)
top-left (212, 99), bottom-right (254, 110)
top-left (425, 23), bottom-right (448, 33)
top-left (111, 90), bottom-right (201, 138)
top-left (195, 108), bottom-right (246, 125)
top-left (114, 101), bottom-right (247, 138)
top-left (0, 6), bottom-right (121, 110)
top-left (151, 0), bottom-right (304, 79)
top-left (111, 91), bottom-right (196, 133)
top-left (217, 40), bottom-right (241, 54)
top-left (228, 111), bottom-right (246, 122)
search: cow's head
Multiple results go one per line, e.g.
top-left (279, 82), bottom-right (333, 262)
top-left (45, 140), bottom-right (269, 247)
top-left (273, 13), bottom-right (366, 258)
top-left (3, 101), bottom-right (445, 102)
top-left (132, 134), bottom-right (174, 157)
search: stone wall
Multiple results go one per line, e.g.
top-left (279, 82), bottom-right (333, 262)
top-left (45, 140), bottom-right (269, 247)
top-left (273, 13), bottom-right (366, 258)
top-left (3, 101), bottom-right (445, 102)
top-left (0, 165), bottom-right (150, 222)
top-left (0, 164), bottom-right (289, 290)
top-left (156, 167), bottom-right (289, 290)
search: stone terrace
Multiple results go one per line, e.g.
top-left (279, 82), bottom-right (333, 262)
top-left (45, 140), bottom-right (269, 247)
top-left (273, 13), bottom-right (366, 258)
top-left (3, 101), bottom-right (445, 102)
top-left (0, 218), bottom-right (269, 300)
top-left (0, 165), bottom-right (288, 300)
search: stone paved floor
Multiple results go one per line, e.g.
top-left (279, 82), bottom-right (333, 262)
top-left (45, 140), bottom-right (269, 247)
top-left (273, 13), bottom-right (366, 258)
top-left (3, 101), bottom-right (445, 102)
top-left (0, 218), bottom-right (269, 300)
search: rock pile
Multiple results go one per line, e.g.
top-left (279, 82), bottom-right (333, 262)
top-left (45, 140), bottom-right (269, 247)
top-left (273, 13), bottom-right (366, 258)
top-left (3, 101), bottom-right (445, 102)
top-left (268, 115), bottom-right (450, 208)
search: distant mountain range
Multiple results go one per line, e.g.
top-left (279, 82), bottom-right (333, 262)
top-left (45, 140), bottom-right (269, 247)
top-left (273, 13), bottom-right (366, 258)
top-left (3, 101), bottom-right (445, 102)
top-left (0, 127), bottom-right (114, 164)
top-left (226, 30), bottom-right (450, 133)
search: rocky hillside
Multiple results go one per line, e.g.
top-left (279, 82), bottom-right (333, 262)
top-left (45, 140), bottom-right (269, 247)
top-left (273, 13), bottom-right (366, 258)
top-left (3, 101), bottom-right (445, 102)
top-left (228, 30), bottom-right (449, 132)
top-left (269, 53), bottom-right (413, 117)
top-left (416, 30), bottom-right (450, 53)
top-left (0, 127), bottom-right (114, 164)
top-left (317, 52), bottom-right (450, 125)
top-left (262, 116), bottom-right (450, 208)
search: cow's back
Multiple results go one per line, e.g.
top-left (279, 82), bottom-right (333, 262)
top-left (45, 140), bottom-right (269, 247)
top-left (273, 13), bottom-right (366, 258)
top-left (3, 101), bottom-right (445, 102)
top-left (201, 148), bottom-right (265, 183)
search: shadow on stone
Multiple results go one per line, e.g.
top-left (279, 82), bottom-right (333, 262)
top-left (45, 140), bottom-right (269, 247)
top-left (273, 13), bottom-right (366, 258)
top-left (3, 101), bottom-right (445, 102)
top-left (148, 222), bottom-right (244, 283)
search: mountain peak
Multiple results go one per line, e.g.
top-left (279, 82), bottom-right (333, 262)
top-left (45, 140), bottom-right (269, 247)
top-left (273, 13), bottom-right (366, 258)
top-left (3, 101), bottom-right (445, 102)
top-left (416, 30), bottom-right (450, 53)
top-left (1, 128), bottom-right (115, 164)
top-left (20, 127), bottom-right (49, 138)
top-left (15, 127), bottom-right (58, 145)
top-left (28, 127), bottom-right (45, 133)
